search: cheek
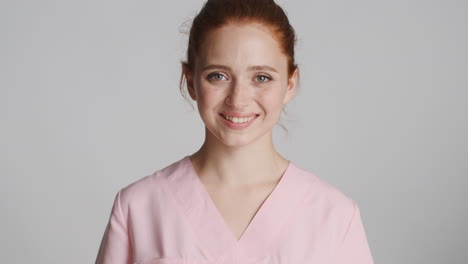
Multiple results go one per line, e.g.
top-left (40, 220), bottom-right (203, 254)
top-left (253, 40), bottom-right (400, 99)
top-left (197, 85), bottom-right (224, 109)
top-left (257, 89), bottom-right (286, 111)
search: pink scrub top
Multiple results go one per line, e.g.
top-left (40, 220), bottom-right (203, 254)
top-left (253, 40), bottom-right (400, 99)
top-left (96, 155), bottom-right (375, 264)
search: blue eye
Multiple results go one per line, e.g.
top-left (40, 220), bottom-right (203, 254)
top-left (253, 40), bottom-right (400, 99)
top-left (256, 75), bottom-right (272, 83)
top-left (207, 73), bottom-right (227, 81)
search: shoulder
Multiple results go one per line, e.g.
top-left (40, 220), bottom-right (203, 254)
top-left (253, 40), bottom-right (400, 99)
top-left (291, 163), bottom-right (362, 239)
top-left (115, 156), bottom-right (187, 212)
top-left (291, 162), bottom-right (356, 211)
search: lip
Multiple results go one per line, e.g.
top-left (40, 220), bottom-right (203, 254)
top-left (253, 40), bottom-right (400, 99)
top-left (219, 111), bottom-right (260, 118)
top-left (218, 113), bottom-right (259, 130)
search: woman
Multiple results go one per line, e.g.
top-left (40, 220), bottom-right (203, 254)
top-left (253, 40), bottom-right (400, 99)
top-left (96, 0), bottom-right (375, 263)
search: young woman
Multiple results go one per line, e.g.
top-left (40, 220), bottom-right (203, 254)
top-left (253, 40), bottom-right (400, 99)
top-left (96, 0), bottom-right (375, 263)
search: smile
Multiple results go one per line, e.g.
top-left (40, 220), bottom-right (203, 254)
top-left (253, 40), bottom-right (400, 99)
top-left (218, 113), bottom-right (260, 130)
top-left (220, 114), bottom-right (257, 123)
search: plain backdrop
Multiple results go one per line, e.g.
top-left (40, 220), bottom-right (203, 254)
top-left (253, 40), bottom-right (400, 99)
top-left (1, 0), bottom-right (467, 263)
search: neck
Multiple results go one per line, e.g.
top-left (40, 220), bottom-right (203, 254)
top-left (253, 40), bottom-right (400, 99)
top-left (189, 127), bottom-right (289, 187)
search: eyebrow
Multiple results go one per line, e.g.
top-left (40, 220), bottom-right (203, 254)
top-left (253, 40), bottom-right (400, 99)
top-left (201, 64), bottom-right (278, 73)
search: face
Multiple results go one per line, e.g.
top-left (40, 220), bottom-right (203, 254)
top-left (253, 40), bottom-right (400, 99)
top-left (186, 23), bottom-right (298, 147)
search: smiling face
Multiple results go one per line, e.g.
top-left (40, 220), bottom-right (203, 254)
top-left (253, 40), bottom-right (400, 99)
top-left (186, 22), bottom-right (298, 147)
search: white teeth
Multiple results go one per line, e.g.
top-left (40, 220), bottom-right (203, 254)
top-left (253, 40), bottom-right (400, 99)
top-left (222, 115), bottom-right (256, 123)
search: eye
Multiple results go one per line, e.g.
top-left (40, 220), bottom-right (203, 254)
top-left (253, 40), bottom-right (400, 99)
top-left (207, 72), bottom-right (227, 81)
top-left (256, 75), bottom-right (272, 83)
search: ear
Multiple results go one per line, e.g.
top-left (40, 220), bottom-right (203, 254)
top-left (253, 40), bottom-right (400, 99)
top-left (283, 68), bottom-right (298, 104)
top-left (185, 69), bottom-right (197, 101)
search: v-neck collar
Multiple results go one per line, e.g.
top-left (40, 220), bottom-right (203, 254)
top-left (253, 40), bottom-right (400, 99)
top-left (162, 155), bottom-right (315, 261)
top-left (186, 155), bottom-right (292, 244)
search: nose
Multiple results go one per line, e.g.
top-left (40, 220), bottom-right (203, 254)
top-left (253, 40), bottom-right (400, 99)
top-left (225, 79), bottom-right (250, 108)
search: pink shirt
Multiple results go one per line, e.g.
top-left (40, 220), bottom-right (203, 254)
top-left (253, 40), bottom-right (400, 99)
top-left (96, 155), bottom-right (375, 264)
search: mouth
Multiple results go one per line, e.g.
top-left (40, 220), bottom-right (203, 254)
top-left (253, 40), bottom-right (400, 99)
top-left (219, 113), bottom-right (260, 124)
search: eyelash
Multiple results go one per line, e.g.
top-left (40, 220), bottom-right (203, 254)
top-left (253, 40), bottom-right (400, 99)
top-left (207, 72), bottom-right (272, 83)
top-left (256, 75), bottom-right (272, 82)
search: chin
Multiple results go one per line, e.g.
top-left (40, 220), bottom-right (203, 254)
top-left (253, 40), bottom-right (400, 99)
top-left (214, 134), bottom-right (252, 147)
top-left (221, 139), bottom-right (252, 148)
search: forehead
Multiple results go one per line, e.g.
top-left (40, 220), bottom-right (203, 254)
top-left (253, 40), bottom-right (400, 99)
top-left (196, 23), bottom-right (287, 71)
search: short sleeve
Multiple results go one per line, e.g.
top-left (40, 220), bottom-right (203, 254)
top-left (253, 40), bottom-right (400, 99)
top-left (95, 190), bottom-right (133, 264)
top-left (333, 200), bottom-right (375, 264)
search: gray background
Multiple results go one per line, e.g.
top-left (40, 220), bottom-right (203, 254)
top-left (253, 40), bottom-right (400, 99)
top-left (1, 0), bottom-right (467, 263)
